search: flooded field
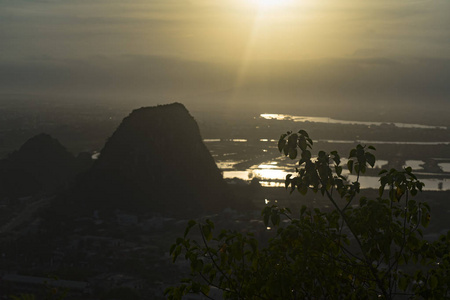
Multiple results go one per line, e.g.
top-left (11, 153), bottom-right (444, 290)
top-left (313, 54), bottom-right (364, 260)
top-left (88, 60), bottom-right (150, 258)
top-left (204, 123), bottom-right (450, 191)
top-left (219, 158), bottom-right (450, 191)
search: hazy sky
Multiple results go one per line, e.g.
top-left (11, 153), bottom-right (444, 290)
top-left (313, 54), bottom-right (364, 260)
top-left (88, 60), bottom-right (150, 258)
top-left (1, 0), bottom-right (449, 113)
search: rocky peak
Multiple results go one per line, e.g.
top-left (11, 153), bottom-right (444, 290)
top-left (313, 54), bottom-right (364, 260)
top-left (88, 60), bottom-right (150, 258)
top-left (83, 103), bottom-right (232, 215)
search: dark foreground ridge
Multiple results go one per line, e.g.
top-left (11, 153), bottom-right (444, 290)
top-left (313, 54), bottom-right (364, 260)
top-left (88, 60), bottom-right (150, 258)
top-left (79, 102), bottom-right (233, 215)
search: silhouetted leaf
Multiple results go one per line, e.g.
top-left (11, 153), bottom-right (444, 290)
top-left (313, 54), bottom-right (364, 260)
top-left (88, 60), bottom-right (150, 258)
top-left (278, 139), bottom-right (286, 153)
top-left (299, 136), bottom-right (307, 151)
top-left (283, 144), bottom-right (289, 156)
top-left (289, 148), bottom-right (297, 159)
top-left (298, 129), bottom-right (309, 137)
top-left (184, 220), bottom-right (197, 237)
top-left (288, 133), bottom-right (298, 148)
top-left (365, 152), bottom-right (376, 168)
top-left (301, 149), bottom-right (312, 160)
top-left (347, 160), bottom-right (353, 173)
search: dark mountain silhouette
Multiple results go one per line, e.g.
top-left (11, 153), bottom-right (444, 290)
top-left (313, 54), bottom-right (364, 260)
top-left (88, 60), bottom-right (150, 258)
top-left (79, 103), bottom-right (232, 215)
top-left (0, 133), bottom-right (87, 198)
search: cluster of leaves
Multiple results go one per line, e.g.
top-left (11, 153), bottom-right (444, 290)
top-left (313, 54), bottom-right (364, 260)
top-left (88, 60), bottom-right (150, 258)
top-left (166, 130), bottom-right (450, 299)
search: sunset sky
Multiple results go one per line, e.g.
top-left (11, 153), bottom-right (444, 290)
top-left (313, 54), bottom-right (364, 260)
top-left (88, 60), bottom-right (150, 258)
top-left (1, 0), bottom-right (449, 114)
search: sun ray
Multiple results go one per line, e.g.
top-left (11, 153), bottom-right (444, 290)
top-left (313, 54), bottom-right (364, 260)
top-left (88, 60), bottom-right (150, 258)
top-left (228, 11), bottom-right (264, 110)
top-left (226, 0), bottom-right (297, 112)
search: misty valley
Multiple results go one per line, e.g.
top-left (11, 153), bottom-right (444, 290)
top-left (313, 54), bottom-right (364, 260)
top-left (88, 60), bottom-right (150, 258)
top-left (0, 101), bottom-right (449, 299)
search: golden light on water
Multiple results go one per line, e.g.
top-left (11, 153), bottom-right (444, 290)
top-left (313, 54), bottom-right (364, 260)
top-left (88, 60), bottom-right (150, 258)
top-left (253, 169), bottom-right (288, 180)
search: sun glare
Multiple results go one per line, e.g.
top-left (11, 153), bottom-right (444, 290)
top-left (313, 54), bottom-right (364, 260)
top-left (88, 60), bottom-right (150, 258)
top-left (251, 0), bottom-right (291, 8)
top-left (249, 0), bottom-right (292, 8)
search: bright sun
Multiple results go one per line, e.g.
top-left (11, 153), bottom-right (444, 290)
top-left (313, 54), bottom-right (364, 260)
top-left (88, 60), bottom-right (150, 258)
top-left (249, 0), bottom-right (292, 8)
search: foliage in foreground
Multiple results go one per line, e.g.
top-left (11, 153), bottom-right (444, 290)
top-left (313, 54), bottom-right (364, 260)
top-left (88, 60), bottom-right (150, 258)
top-left (166, 130), bottom-right (450, 299)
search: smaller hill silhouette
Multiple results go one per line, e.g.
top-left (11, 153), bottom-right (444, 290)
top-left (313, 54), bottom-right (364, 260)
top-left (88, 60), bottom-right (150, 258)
top-left (79, 103), bottom-right (233, 216)
top-left (0, 133), bottom-right (86, 198)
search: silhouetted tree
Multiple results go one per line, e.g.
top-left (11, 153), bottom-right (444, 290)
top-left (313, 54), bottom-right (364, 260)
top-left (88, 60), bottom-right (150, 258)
top-left (167, 130), bottom-right (450, 299)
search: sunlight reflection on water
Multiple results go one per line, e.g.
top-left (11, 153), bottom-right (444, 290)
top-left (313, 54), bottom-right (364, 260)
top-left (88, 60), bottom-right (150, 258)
top-left (207, 138), bottom-right (450, 146)
top-left (260, 114), bottom-right (447, 130)
top-left (404, 160), bottom-right (425, 171)
top-left (438, 163), bottom-right (450, 173)
top-left (253, 169), bottom-right (288, 180)
top-left (223, 162), bottom-right (450, 190)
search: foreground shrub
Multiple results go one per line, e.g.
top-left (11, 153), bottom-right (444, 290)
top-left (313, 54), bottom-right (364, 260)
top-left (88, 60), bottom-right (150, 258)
top-left (167, 130), bottom-right (450, 299)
